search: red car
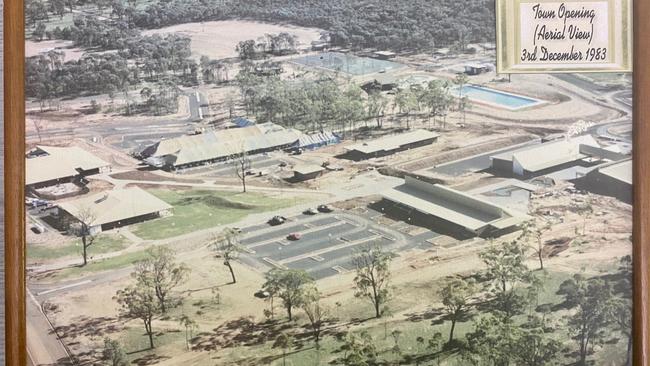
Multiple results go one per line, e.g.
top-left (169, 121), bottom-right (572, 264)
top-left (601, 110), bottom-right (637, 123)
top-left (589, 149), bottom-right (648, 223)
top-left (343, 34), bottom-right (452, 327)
top-left (287, 233), bottom-right (302, 241)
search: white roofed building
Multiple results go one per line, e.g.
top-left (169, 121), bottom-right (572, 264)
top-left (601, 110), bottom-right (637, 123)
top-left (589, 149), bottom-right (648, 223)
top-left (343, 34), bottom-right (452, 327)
top-left (139, 123), bottom-right (302, 170)
top-left (490, 135), bottom-right (607, 178)
top-left (26, 145), bottom-right (110, 189)
top-left (58, 187), bottom-right (172, 234)
top-left (344, 130), bottom-right (439, 161)
top-left (381, 176), bottom-right (530, 238)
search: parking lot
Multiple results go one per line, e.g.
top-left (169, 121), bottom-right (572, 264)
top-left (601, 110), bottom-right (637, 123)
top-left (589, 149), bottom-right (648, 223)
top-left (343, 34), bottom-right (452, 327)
top-left (239, 210), bottom-right (442, 280)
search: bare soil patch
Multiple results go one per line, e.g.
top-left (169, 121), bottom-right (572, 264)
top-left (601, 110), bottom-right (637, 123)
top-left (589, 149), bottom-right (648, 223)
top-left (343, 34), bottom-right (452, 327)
top-left (142, 20), bottom-right (323, 60)
top-left (26, 39), bottom-right (84, 61)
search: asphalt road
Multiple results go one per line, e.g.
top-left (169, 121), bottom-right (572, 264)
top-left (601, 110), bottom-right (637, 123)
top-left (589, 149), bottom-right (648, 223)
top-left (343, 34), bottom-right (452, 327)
top-left (28, 91), bottom-right (202, 155)
top-left (26, 291), bottom-right (71, 366)
top-left (428, 139), bottom-right (540, 176)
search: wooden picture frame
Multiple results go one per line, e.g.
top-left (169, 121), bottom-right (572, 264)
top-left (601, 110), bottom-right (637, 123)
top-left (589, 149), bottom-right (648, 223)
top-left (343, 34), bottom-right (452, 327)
top-left (3, 0), bottom-right (648, 364)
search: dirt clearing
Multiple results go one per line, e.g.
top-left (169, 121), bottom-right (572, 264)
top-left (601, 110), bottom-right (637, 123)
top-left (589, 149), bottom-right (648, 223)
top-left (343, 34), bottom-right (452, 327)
top-left (142, 20), bottom-right (323, 59)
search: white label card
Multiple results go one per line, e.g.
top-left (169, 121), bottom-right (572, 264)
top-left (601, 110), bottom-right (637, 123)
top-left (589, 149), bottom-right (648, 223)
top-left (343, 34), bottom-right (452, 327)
top-left (496, 0), bottom-right (631, 73)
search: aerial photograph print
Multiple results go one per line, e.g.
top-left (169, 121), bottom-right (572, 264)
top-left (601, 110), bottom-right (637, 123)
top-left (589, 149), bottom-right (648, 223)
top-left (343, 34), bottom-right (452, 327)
top-left (23, 0), bottom-right (633, 365)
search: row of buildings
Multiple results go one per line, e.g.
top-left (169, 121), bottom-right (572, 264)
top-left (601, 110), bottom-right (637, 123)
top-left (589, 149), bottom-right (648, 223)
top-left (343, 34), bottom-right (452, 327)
top-left (138, 122), bottom-right (340, 171)
top-left (27, 145), bottom-right (173, 234)
top-left (488, 135), bottom-right (631, 203)
top-left (345, 133), bottom-right (631, 238)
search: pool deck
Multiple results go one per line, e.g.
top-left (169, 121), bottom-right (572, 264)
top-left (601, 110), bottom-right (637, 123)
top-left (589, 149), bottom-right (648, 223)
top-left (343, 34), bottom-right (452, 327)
top-left (456, 84), bottom-right (547, 111)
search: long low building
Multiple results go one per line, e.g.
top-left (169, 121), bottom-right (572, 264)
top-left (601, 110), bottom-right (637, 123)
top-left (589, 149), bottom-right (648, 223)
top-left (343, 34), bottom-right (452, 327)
top-left (490, 135), bottom-right (608, 178)
top-left (26, 145), bottom-right (110, 189)
top-left (293, 164), bottom-right (325, 181)
top-left (140, 123), bottom-right (302, 170)
top-left (382, 176), bottom-right (530, 238)
top-left (344, 130), bottom-right (439, 161)
top-left (58, 187), bottom-right (172, 234)
top-left (574, 159), bottom-right (632, 203)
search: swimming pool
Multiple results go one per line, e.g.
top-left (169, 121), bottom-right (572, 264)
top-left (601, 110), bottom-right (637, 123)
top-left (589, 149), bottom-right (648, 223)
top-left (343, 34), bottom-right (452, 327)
top-left (292, 52), bottom-right (404, 75)
top-left (456, 85), bottom-right (545, 110)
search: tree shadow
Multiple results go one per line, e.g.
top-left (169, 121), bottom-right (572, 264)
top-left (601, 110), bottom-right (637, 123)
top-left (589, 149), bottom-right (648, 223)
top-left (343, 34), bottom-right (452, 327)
top-left (54, 315), bottom-right (123, 341)
top-left (132, 353), bottom-right (171, 366)
top-left (192, 316), bottom-right (295, 351)
top-left (404, 306), bottom-right (445, 324)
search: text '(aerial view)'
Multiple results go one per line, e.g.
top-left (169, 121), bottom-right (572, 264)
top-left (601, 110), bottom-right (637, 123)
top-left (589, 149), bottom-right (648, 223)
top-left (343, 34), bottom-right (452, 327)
top-left (24, 0), bottom-right (633, 365)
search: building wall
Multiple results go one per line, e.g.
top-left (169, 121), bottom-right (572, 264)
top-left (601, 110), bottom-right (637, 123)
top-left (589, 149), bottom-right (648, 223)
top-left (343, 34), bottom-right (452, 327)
top-left (100, 212), bottom-right (165, 232)
top-left (376, 198), bottom-right (476, 240)
top-left (347, 136), bottom-right (438, 161)
top-left (27, 175), bottom-right (76, 190)
top-left (513, 157), bottom-right (525, 176)
top-left (172, 143), bottom-right (296, 170)
top-left (490, 158), bottom-right (514, 176)
top-left (574, 173), bottom-right (632, 204)
top-left (294, 171), bottom-right (323, 181)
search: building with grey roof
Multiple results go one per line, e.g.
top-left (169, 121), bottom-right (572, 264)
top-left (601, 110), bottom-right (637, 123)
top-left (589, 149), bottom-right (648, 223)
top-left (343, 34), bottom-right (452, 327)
top-left (26, 145), bottom-right (110, 189)
top-left (343, 130), bottom-right (439, 161)
top-left (574, 159), bottom-right (632, 203)
top-left (381, 176), bottom-right (530, 238)
top-left (293, 164), bottom-right (325, 181)
top-left (58, 187), bottom-right (172, 234)
top-left (490, 135), bottom-right (610, 178)
top-left (140, 123), bottom-right (302, 170)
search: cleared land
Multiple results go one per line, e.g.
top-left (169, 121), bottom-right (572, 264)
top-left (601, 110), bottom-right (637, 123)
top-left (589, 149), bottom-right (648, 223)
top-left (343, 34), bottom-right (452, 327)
top-left (142, 20), bottom-right (323, 60)
top-left (25, 39), bottom-right (84, 62)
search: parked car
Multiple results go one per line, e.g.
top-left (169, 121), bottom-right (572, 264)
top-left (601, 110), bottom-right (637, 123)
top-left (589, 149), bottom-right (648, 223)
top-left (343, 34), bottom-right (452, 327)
top-left (26, 197), bottom-right (49, 208)
top-left (254, 290), bottom-right (270, 299)
top-left (317, 204), bottom-right (333, 213)
top-left (287, 233), bottom-right (302, 241)
top-left (303, 208), bottom-right (318, 215)
top-left (268, 215), bottom-right (287, 226)
top-left (279, 161), bottom-right (288, 167)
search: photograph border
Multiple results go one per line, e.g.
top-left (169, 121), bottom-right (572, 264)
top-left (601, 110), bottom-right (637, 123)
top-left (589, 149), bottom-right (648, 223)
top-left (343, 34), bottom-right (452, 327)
top-left (3, 0), bottom-right (649, 364)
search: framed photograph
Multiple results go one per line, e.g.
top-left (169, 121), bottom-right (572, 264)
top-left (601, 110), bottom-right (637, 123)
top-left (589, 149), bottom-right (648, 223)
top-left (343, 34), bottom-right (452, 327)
top-left (3, 0), bottom-right (649, 365)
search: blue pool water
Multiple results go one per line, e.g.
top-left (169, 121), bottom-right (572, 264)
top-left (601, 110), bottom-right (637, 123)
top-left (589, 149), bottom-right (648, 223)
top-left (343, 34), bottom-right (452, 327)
top-left (456, 85), bottom-right (543, 110)
top-left (292, 52), bottom-right (404, 75)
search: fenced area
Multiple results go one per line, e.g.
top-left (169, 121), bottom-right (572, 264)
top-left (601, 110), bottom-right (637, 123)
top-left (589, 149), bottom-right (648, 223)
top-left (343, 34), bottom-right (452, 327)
top-left (292, 52), bottom-right (404, 75)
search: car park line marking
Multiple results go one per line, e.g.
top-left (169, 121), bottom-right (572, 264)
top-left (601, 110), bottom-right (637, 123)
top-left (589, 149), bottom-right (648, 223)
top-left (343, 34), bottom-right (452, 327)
top-left (241, 247), bottom-right (256, 254)
top-left (332, 265), bottom-right (350, 273)
top-left (338, 217), bottom-right (361, 227)
top-left (245, 221), bottom-right (348, 249)
top-left (278, 235), bottom-right (381, 265)
top-left (367, 229), bottom-right (396, 241)
top-left (262, 257), bottom-right (287, 269)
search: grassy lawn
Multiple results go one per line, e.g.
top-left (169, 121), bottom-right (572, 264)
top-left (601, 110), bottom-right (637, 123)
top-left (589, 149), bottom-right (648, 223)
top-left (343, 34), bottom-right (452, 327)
top-left (132, 189), bottom-right (304, 240)
top-left (120, 325), bottom-right (186, 364)
top-left (28, 234), bottom-right (128, 261)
